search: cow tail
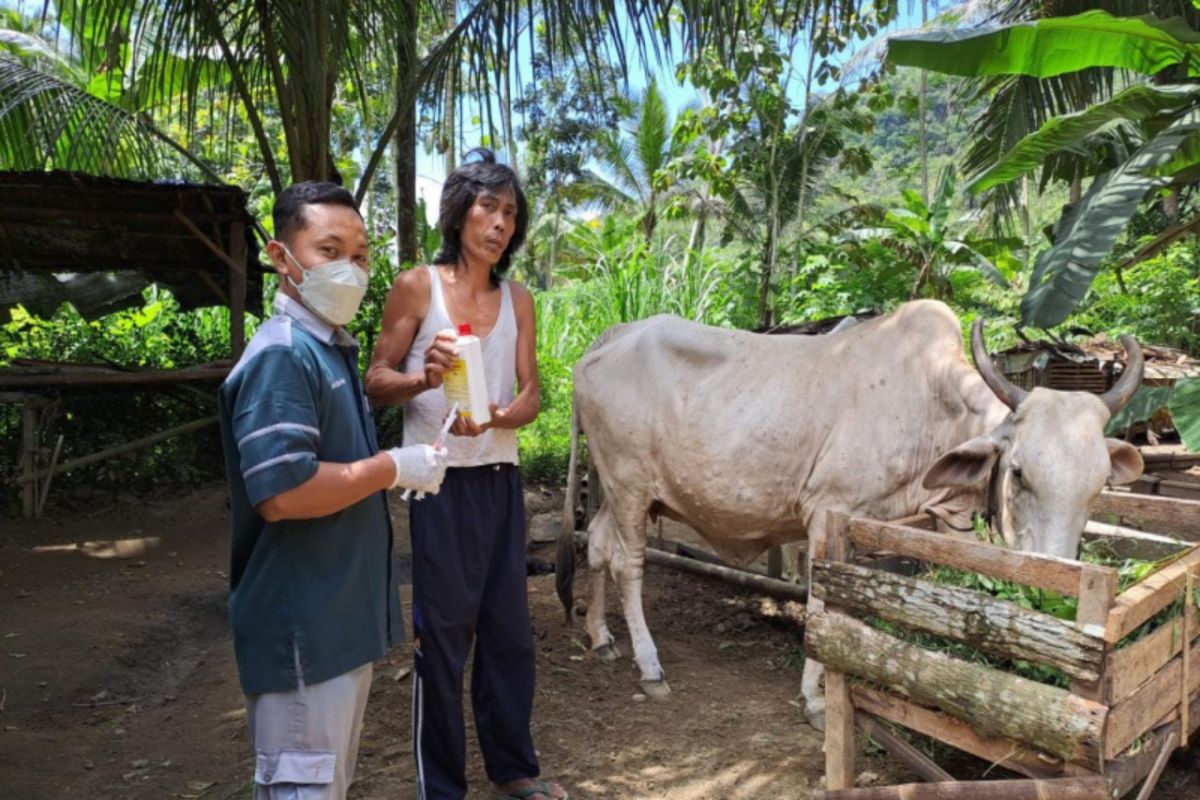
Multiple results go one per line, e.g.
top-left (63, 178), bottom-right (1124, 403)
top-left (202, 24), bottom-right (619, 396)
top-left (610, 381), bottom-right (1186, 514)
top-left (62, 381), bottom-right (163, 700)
top-left (556, 399), bottom-right (581, 624)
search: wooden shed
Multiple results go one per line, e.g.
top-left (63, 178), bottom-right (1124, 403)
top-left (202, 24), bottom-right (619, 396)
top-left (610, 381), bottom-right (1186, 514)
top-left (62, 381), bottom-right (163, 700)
top-left (0, 170), bottom-right (262, 517)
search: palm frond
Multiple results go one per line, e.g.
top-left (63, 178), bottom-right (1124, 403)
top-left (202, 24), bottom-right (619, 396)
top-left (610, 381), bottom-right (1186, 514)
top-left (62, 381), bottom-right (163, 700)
top-left (0, 54), bottom-right (209, 179)
top-left (635, 79), bottom-right (669, 183)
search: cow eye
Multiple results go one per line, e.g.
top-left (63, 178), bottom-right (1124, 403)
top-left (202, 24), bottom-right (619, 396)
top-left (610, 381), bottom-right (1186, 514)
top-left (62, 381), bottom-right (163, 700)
top-left (1011, 465), bottom-right (1024, 485)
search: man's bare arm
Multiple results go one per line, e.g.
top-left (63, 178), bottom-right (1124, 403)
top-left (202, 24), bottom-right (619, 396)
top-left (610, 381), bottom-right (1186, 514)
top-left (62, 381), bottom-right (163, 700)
top-left (365, 268), bottom-right (456, 406)
top-left (487, 282), bottom-right (540, 430)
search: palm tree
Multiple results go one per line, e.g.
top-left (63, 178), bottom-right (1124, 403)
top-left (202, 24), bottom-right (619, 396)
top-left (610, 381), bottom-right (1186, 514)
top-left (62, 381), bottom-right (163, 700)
top-left (576, 80), bottom-right (675, 240)
top-left (2, 1), bottom-right (897, 260)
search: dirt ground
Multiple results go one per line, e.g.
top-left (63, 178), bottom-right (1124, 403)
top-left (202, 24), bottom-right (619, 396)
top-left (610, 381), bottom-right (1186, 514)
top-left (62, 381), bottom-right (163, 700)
top-left (2, 472), bottom-right (1200, 799)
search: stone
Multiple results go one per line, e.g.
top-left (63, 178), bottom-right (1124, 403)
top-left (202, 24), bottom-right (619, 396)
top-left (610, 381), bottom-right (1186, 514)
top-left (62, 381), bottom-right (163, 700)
top-left (526, 513), bottom-right (560, 545)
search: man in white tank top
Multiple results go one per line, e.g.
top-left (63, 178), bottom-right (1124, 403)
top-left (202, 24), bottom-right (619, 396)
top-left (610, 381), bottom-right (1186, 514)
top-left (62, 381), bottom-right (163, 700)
top-left (365, 150), bottom-right (568, 800)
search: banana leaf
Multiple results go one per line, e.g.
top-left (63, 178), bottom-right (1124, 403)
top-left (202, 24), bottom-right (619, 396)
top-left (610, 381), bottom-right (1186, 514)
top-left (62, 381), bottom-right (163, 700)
top-left (1105, 385), bottom-right (1175, 436)
top-left (887, 11), bottom-right (1200, 79)
top-left (1021, 109), bottom-right (1200, 328)
top-left (970, 84), bottom-right (1199, 193)
top-left (1171, 379), bottom-right (1200, 453)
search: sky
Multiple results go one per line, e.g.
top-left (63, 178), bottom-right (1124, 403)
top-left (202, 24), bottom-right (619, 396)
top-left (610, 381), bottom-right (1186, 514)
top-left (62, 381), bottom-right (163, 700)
top-left (412, 3), bottom-right (934, 221)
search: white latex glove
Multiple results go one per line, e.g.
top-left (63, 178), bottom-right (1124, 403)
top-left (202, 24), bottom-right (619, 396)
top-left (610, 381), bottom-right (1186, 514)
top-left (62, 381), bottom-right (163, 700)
top-left (386, 444), bottom-right (448, 495)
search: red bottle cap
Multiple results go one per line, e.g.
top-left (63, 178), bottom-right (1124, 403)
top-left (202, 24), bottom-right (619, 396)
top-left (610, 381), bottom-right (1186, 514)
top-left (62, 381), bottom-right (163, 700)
top-left (458, 323), bottom-right (472, 336)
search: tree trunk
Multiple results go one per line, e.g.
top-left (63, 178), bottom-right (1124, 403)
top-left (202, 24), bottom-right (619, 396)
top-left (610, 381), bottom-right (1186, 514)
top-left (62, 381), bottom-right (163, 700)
top-left (811, 561), bottom-right (1106, 683)
top-left (443, 0), bottom-right (458, 174)
top-left (918, 0), bottom-right (929, 204)
top-left (758, 222), bottom-right (777, 329)
top-left (805, 611), bottom-right (1107, 766)
top-left (395, 0), bottom-right (419, 264)
top-left (1021, 174), bottom-right (1033, 269)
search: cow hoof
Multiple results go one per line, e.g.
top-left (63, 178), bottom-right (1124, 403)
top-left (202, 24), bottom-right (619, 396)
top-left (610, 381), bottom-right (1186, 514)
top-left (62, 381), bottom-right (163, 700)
top-left (594, 643), bottom-right (621, 662)
top-left (805, 707), bottom-right (826, 732)
top-left (640, 679), bottom-right (671, 699)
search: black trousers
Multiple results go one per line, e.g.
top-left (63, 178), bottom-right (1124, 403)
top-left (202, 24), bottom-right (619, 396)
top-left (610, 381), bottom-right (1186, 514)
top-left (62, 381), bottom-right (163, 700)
top-left (410, 464), bottom-right (539, 800)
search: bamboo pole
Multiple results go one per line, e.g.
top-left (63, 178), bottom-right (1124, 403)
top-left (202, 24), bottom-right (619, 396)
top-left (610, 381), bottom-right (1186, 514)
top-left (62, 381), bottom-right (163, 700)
top-left (16, 416), bottom-right (218, 486)
top-left (570, 531), bottom-right (807, 601)
top-left (36, 434), bottom-right (64, 517)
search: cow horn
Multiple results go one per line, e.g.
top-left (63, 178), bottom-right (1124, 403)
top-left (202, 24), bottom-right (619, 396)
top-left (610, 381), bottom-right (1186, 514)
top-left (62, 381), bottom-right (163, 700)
top-left (972, 317), bottom-right (1028, 410)
top-left (1100, 334), bottom-right (1144, 415)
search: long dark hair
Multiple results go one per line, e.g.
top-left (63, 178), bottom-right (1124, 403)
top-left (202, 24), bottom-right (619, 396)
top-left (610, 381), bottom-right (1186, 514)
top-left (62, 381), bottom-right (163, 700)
top-left (433, 148), bottom-right (529, 284)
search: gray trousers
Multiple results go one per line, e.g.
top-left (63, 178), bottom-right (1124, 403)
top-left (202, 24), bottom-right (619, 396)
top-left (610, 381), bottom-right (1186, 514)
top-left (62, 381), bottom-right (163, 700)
top-left (245, 662), bottom-right (373, 800)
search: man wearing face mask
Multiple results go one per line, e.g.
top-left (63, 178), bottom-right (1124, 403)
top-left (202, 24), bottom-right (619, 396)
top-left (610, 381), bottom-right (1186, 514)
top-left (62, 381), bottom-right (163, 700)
top-left (218, 181), bottom-right (447, 800)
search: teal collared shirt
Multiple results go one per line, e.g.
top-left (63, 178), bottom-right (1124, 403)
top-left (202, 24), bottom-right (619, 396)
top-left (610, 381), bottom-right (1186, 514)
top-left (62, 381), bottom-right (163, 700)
top-left (218, 294), bottom-right (404, 695)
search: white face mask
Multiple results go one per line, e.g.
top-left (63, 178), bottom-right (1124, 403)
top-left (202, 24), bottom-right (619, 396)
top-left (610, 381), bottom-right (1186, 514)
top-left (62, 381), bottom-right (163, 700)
top-left (280, 245), bottom-right (368, 327)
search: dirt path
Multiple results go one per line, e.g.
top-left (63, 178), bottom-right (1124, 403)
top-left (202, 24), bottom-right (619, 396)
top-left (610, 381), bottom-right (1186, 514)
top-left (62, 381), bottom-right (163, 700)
top-left (0, 484), bottom-right (860, 799)
top-left (2, 482), bottom-right (1199, 799)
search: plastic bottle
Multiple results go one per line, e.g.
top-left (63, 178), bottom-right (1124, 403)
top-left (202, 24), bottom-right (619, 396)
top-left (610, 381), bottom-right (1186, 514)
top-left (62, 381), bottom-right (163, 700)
top-left (442, 323), bottom-right (491, 426)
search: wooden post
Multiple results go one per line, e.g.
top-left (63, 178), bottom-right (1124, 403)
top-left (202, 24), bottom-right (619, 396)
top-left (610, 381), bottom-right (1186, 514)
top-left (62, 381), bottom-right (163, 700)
top-left (20, 400), bottom-right (37, 518)
top-left (767, 545), bottom-right (783, 579)
top-left (1072, 565), bottom-right (1117, 701)
top-left (823, 510), bottom-right (856, 790)
top-left (1183, 570), bottom-right (1194, 749)
top-left (228, 219), bottom-right (247, 360)
top-left (826, 669), bottom-right (857, 790)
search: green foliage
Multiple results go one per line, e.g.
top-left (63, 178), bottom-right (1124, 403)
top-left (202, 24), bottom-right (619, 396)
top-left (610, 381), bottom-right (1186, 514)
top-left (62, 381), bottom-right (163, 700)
top-left (1076, 239), bottom-right (1200, 353)
top-left (841, 166), bottom-right (1013, 300)
top-left (0, 289), bottom-right (245, 499)
top-left (886, 11), bottom-right (1200, 80)
top-left (1023, 109), bottom-right (1200, 328)
top-left (1172, 378), bottom-right (1200, 451)
top-left (888, 9), bottom-right (1200, 328)
top-left (968, 84), bottom-right (1200, 194)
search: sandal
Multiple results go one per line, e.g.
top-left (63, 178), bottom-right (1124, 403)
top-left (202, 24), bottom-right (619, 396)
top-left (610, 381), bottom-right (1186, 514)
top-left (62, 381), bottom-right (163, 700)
top-left (491, 779), bottom-right (569, 800)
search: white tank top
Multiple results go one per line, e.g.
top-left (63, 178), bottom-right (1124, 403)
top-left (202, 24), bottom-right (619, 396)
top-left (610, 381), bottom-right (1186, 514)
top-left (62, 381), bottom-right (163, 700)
top-left (403, 265), bottom-right (519, 466)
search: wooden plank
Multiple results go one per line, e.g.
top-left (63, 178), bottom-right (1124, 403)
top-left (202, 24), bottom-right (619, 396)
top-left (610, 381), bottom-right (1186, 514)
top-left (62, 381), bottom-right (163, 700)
top-left (1093, 490), bottom-right (1200, 540)
top-left (888, 512), bottom-right (937, 531)
top-left (855, 711), bottom-right (954, 784)
top-left (814, 777), bottom-right (1111, 800)
top-left (806, 612), bottom-right (1107, 766)
top-left (1141, 452), bottom-right (1200, 471)
top-left (1106, 606), bottom-right (1200, 703)
top-left (0, 366), bottom-right (230, 389)
top-left (1106, 547), bottom-right (1200, 643)
top-left (846, 517), bottom-right (1095, 597)
top-left (825, 670), bottom-right (856, 791)
top-left (811, 560), bottom-right (1105, 683)
top-left (228, 219), bottom-right (247, 360)
top-left (1104, 633), bottom-right (1200, 759)
top-left (851, 687), bottom-right (1064, 779)
top-left (174, 209), bottom-right (245, 277)
top-left (1072, 566), bottom-right (1117, 700)
top-left (1105, 692), bottom-right (1200, 798)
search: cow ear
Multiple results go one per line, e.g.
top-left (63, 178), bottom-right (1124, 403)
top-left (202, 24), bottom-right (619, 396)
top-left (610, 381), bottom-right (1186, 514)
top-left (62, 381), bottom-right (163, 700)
top-left (923, 435), bottom-right (1000, 490)
top-left (1105, 438), bottom-right (1144, 485)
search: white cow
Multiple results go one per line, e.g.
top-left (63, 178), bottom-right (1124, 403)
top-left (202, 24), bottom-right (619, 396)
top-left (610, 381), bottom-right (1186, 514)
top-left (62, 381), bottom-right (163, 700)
top-left (555, 300), bottom-right (1144, 729)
